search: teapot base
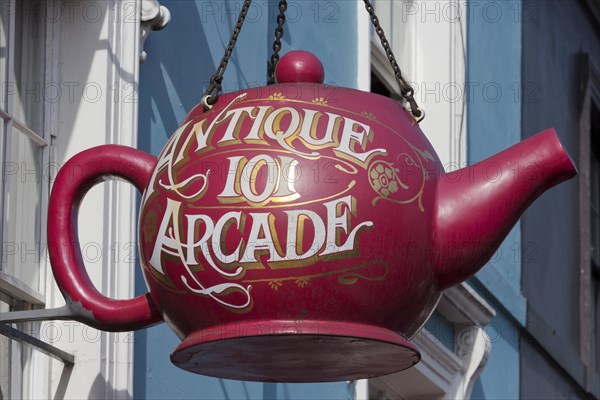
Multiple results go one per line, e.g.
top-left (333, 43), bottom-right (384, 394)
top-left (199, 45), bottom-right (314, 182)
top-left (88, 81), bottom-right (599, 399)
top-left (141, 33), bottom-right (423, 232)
top-left (170, 320), bottom-right (420, 382)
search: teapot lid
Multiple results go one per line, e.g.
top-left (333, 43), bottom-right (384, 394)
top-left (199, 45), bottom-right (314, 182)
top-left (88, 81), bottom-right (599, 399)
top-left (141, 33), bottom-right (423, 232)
top-left (274, 50), bottom-right (325, 84)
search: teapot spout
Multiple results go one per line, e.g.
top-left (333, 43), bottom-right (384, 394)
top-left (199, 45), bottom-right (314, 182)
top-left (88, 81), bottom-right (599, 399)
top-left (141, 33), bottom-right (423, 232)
top-left (434, 128), bottom-right (577, 289)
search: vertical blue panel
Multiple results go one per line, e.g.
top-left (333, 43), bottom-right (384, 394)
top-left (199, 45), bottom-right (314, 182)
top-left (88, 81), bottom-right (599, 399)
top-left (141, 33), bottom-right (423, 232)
top-left (135, 1), bottom-right (358, 398)
top-left (467, 0), bottom-right (525, 325)
top-left (467, 2), bottom-right (522, 398)
top-left (470, 299), bottom-right (520, 399)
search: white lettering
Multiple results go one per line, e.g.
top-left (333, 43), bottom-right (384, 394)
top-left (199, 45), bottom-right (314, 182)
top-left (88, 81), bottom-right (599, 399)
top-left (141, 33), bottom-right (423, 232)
top-left (149, 198), bottom-right (184, 274)
top-left (322, 195), bottom-right (373, 255)
top-left (336, 117), bottom-right (386, 164)
top-left (242, 213), bottom-right (278, 262)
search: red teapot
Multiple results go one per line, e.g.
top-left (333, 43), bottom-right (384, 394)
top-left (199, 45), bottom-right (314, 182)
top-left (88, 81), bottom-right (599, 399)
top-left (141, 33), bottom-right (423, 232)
top-left (47, 51), bottom-right (577, 382)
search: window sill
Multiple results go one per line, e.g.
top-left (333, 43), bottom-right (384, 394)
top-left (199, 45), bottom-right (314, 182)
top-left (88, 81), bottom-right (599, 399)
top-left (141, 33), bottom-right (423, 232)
top-left (0, 271), bottom-right (45, 306)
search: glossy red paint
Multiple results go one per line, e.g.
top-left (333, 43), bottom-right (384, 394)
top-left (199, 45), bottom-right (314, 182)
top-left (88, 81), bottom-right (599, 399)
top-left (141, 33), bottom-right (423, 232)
top-left (274, 50), bottom-right (325, 84)
top-left (434, 129), bottom-right (577, 289)
top-left (47, 51), bottom-right (577, 382)
top-left (47, 146), bottom-right (162, 330)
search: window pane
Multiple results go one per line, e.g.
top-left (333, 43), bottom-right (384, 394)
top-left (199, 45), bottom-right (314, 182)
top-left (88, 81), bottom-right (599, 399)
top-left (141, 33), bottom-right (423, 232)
top-left (0, 0), bottom-right (9, 112)
top-left (13, 0), bottom-right (45, 133)
top-left (2, 129), bottom-right (43, 292)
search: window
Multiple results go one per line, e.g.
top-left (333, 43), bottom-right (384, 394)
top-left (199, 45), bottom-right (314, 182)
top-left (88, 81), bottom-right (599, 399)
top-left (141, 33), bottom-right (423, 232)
top-left (581, 58), bottom-right (600, 396)
top-left (0, 0), bottom-right (50, 398)
top-left (371, 72), bottom-right (402, 102)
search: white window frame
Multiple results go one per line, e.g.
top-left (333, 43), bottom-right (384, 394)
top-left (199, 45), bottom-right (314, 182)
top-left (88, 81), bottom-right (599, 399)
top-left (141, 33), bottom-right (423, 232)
top-left (0, 0), bottom-right (52, 303)
top-left (370, 0), bottom-right (467, 168)
top-left (0, 1), bottom-right (58, 398)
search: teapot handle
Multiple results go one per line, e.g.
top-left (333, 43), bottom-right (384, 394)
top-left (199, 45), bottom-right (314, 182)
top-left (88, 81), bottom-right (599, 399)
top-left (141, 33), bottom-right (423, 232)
top-left (48, 145), bottom-right (163, 331)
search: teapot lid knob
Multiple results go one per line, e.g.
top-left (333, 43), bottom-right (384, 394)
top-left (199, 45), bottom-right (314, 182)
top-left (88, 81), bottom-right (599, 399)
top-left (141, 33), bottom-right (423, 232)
top-left (275, 50), bottom-right (325, 84)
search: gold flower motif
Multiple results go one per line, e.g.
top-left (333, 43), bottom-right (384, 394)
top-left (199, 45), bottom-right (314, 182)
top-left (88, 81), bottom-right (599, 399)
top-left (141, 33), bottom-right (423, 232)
top-left (268, 280), bottom-right (283, 291)
top-left (360, 111), bottom-right (378, 121)
top-left (311, 97), bottom-right (328, 105)
top-left (268, 92), bottom-right (285, 101)
top-left (295, 277), bottom-right (310, 288)
top-left (369, 164), bottom-right (399, 197)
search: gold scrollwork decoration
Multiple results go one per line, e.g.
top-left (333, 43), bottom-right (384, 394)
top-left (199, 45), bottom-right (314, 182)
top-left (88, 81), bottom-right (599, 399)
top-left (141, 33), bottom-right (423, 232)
top-left (244, 260), bottom-right (389, 290)
top-left (337, 260), bottom-right (389, 285)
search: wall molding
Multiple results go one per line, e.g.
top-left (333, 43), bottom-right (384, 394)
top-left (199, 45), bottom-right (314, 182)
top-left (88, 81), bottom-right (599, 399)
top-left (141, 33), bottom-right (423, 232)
top-left (40, 1), bottom-right (143, 398)
top-left (103, 1), bottom-right (142, 397)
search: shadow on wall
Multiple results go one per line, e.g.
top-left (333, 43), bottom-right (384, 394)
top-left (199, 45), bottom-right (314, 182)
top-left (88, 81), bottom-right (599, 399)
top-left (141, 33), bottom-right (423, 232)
top-left (52, 365), bottom-right (72, 400)
top-left (137, 0), bottom-right (266, 156)
top-left (55, 5), bottom-right (106, 159)
top-left (135, 1), bottom-right (216, 397)
top-left (137, 4), bottom-right (210, 156)
top-left (51, 367), bottom-right (130, 400)
top-left (88, 373), bottom-right (131, 400)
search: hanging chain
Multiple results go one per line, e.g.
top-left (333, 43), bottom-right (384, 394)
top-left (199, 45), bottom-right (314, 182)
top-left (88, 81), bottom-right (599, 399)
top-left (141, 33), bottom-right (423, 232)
top-left (268, 0), bottom-right (288, 84)
top-left (202, 0), bottom-right (423, 122)
top-left (363, 0), bottom-right (424, 122)
top-left (202, 0), bottom-right (253, 110)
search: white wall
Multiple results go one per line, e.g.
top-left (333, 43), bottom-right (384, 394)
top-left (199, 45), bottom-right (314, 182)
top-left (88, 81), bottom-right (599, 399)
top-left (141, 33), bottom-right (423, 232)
top-left (39, 1), bottom-right (140, 398)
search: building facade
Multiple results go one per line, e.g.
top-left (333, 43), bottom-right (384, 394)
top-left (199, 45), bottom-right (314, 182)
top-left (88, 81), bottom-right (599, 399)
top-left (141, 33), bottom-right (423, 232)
top-left (0, 0), bottom-right (598, 399)
top-left (520, 0), bottom-right (600, 398)
top-left (1, 1), bottom-right (143, 398)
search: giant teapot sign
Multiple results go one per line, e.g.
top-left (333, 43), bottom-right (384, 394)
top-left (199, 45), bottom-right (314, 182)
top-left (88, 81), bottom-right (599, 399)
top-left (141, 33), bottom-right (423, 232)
top-left (47, 51), bottom-right (577, 382)
top-left (141, 90), bottom-right (430, 312)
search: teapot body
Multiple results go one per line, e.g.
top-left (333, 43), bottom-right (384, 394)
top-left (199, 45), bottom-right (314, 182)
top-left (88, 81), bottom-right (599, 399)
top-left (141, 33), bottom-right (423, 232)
top-left (42, 51), bottom-right (578, 383)
top-left (137, 84), bottom-right (443, 379)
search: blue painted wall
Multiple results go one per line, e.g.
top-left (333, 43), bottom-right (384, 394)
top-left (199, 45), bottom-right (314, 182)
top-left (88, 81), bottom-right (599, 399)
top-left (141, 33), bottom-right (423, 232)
top-left (134, 1), bottom-right (360, 398)
top-left (467, 1), bottom-right (523, 398)
top-left (469, 284), bottom-right (521, 400)
top-left (467, 0), bottom-right (524, 325)
top-left (470, 310), bottom-right (520, 399)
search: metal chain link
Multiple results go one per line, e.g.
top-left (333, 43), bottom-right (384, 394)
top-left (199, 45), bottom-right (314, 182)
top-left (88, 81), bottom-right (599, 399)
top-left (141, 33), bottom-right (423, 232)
top-left (202, 0), bottom-right (423, 122)
top-left (363, 0), bottom-right (424, 122)
top-left (202, 0), bottom-right (253, 110)
top-left (268, 0), bottom-right (288, 84)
